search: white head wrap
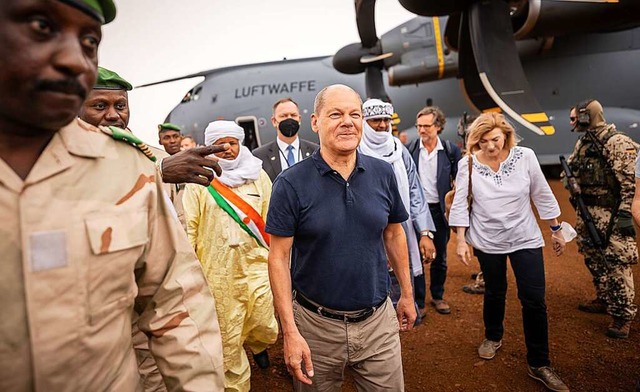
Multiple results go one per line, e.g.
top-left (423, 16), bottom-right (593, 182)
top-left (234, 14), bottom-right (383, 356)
top-left (204, 120), bottom-right (245, 146)
top-left (362, 98), bottom-right (394, 120)
top-left (360, 99), bottom-right (400, 163)
top-left (203, 120), bottom-right (262, 187)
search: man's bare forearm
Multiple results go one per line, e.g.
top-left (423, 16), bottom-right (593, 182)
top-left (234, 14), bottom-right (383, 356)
top-left (268, 236), bottom-right (297, 334)
top-left (384, 223), bottom-right (412, 297)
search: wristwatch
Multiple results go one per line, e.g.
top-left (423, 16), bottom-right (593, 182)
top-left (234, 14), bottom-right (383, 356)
top-left (421, 230), bottom-right (435, 240)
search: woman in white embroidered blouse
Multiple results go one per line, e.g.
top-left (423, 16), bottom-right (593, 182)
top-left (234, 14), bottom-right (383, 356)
top-left (449, 113), bottom-right (569, 391)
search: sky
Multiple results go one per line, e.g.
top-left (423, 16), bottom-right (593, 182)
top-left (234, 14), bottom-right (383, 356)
top-left (100, 0), bottom-right (415, 147)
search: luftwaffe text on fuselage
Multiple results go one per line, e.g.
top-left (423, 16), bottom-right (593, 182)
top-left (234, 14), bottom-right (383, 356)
top-left (234, 80), bottom-right (317, 99)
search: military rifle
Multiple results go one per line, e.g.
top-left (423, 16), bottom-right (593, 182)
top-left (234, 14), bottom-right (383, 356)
top-left (559, 155), bottom-right (605, 248)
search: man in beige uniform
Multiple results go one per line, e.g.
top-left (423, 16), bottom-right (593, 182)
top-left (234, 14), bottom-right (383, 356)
top-left (79, 67), bottom-right (172, 391)
top-left (0, 1), bottom-right (225, 391)
top-left (80, 66), bottom-right (187, 232)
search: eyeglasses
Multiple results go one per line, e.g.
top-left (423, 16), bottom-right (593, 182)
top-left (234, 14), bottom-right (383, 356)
top-left (570, 117), bottom-right (576, 122)
top-left (416, 123), bottom-right (436, 130)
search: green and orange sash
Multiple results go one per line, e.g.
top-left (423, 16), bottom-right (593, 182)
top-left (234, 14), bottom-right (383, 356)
top-left (207, 179), bottom-right (270, 249)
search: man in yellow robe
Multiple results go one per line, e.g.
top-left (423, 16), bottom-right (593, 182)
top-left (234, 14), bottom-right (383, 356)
top-left (183, 120), bottom-right (278, 392)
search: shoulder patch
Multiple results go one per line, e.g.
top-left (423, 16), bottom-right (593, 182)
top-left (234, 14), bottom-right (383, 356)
top-left (98, 126), bottom-right (157, 162)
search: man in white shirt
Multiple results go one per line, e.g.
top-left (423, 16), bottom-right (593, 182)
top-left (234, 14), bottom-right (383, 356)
top-left (253, 98), bottom-right (319, 182)
top-left (406, 107), bottom-right (461, 315)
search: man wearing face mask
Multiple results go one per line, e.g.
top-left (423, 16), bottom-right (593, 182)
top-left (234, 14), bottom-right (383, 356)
top-left (253, 97), bottom-right (319, 182)
top-left (566, 99), bottom-right (639, 339)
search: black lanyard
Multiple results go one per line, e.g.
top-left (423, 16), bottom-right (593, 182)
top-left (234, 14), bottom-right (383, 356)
top-left (277, 145), bottom-right (302, 166)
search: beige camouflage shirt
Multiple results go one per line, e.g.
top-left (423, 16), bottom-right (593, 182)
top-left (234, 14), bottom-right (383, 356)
top-left (0, 119), bottom-right (224, 391)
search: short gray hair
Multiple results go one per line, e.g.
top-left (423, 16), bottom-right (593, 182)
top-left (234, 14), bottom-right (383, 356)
top-left (313, 84), bottom-right (362, 115)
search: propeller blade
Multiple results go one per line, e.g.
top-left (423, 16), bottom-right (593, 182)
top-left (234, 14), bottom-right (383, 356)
top-left (361, 52), bottom-right (394, 64)
top-left (468, 0), bottom-right (555, 135)
top-left (457, 11), bottom-right (498, 113)
top-left (354, 0), bottom-right (391, 103)
top-left (443, 12), bottom-right (461, 52)
top-left (398, 0), bottom-right (473, 16)
top-left (355, 0), bottom-right (378, 48)
top-left (365, 66), bottom-right (390, 102)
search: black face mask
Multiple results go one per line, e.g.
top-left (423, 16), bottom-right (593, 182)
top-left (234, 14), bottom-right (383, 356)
top-left (278, 118), bottom-right (300, 137)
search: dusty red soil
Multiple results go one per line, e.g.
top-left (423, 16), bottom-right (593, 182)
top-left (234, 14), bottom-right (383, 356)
top-left (250, 180), bottom-right (640, 391)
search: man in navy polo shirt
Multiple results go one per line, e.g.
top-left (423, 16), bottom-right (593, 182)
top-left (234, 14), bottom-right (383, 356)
top-left (267, 84), bottom-right (416, 391)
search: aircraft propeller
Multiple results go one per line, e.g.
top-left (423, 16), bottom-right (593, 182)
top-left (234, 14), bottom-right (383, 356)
top-left (397, 0), bottom-right (554, 135)
top-left (396, 0), bottom-right (624, 135)
top-left (333, 0), bottom-right (393, 102)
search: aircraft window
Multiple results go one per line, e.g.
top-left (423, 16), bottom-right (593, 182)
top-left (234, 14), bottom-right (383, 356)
top-left (181, 86), bottom-right (202, 103)
top-left (235, 116), bottom-right (261, 151)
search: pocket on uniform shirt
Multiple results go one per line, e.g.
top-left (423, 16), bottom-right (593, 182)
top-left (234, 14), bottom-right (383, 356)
top-left (84, 209), bottom-right (148, 325)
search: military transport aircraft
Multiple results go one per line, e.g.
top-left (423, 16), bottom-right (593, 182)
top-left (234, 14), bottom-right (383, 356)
top-left (140, 0), bottom-right (640, 166)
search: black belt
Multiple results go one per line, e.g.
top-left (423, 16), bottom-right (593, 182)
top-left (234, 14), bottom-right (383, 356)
top-left (294, 292), bottom-right (387, 323)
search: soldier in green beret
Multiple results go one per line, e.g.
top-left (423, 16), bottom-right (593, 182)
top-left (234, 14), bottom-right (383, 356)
top-left (79, 68), bottom-right (226, 186)
top-left (80, 67), bottom-right (173, 392)
top-left (79, 66), bottom-right (132, 129)
top-left (158, 122), bottom-right (183, 155)
top-left (0, 1), bottom-right (226, 390)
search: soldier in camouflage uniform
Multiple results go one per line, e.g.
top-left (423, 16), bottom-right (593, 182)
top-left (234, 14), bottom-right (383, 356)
top-left (567, 99), bottom-right (638, 339)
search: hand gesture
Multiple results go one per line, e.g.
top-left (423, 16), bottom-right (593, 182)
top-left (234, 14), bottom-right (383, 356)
top-left (161, 144), bottom-right (229, 186)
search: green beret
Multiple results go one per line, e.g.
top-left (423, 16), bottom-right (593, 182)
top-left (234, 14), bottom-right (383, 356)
top-left (95, 67), bottom-right (132, 91)
top-left (58, 0), bottom-right (116, 24)
top-left (158, 123), bottom-right (182, 133)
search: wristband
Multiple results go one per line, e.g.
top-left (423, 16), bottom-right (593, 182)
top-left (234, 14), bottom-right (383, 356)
top-left (550, 224), bottom-right (561, 232)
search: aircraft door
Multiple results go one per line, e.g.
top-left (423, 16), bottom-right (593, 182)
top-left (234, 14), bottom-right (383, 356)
top-left (235, 116), bottom-right (261, 151)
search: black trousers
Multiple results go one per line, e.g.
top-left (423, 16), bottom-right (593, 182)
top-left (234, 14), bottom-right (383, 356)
top-left (475, 247), bottom-right (550, 368)
top-left (414, 203), bottom-right (449, 307)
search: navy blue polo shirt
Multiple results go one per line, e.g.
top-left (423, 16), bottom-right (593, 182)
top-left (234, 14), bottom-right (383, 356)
top-left (266, 149), bottom-right (409, 311)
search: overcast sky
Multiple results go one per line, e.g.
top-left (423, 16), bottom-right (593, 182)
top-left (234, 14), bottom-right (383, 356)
top-left (99, 0), bottom-right (414, 146)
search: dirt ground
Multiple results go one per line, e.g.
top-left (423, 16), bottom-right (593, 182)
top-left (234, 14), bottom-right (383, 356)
top-left (249, 180), bottom-right (640, 391)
